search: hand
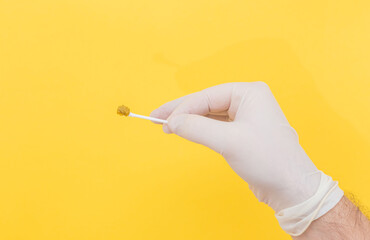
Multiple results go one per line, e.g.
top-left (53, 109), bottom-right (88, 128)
top-left (150, 82), bottom-right (343, 236)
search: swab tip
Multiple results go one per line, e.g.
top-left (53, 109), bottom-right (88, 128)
top-left (117, 105), bottom-right (130, 116)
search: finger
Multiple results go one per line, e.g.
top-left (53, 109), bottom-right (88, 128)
top-left (167, 113), bottom-right (231, 154)
top-left (149, 95), bottom-right (189, 124)
top-left (151, 82), bottom-right (235, 124)
top-left (170, 83), bottom-right (235, 117)
top-left (163, 113), bottom-right (230, 133)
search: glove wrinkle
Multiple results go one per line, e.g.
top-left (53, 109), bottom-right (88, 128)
top-left (275, 171), bottom-right (344, 236)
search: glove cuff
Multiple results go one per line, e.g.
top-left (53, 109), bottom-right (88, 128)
top-left (275, 171), bottom-right (344, 236)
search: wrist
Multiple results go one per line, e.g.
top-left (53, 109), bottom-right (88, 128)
top-left (275, 171), bottom-right (344, 236)
top-left (294, 196), bottom-right (370, 240)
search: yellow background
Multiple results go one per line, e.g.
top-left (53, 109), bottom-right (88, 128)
top-left (1, 1), bottom-right (370, 239)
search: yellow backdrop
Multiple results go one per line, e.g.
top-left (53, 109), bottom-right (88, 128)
top-left (1, 1), bottom-right (369, 239)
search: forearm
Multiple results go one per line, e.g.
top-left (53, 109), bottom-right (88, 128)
top-left (293, 196), bottom-right (370, 240)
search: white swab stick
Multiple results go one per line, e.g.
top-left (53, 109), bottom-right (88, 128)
top-left (129, 112), bottom-right (168, 124)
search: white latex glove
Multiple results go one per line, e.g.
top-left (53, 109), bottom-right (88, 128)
top-left (150, 82), bottom-right (343, 236)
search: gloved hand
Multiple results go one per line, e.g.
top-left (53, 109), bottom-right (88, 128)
top-left (150, 82), bottom-right (343, 236)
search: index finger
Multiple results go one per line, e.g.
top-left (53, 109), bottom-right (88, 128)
top-left (170, 83), bottom-right (236, 117)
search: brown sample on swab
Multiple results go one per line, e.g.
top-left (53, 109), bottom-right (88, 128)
top-left (117, 105), bottom-right (130, 116)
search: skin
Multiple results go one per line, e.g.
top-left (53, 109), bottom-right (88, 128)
top-left (294, 196), bottom-right (370, 239)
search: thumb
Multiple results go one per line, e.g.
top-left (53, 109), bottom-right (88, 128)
top-left (166, 114), bottom-right (229, 154)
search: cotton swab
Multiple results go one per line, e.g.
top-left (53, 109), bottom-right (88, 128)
top-left (117, 105), bottom-right (168, 124)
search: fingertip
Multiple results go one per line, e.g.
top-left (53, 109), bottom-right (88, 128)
top-left (150, 109), bottom-right (159, 118)
top-left (162, 124), bottom-right (171, 134)
top-left (167, 114), bottom-right (187, 135)
top-left (149, 110), bottom-right (162, 124)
